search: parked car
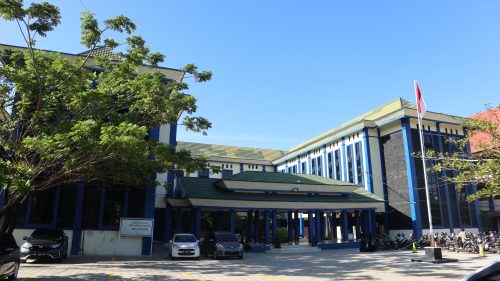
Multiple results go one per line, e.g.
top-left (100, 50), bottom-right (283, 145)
top-left (0, 233), bottom-right (20, 280)
top-left (168, 233), bottom-right (200, 259)
top-left (202, 231), bottom-right (243, 259)
top-left (20, 229), bottom-right (68, 262)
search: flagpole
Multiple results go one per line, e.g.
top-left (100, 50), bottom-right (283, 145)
top-left (414, 80), bottom-right (435, 247)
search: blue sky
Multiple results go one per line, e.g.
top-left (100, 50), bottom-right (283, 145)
top-left (1, 1), bottom-right (499, 150)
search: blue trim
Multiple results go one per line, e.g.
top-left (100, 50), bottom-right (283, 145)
top-left (229, 209), bottom-right (235, 233)
top-left (401, 118), bottom-right (422, 237)
top-left (168, 123), bottom-right (177, 146)
top-left (362, 129), bottom-right (373, 193)
top-left (341, 138), bottom-right (347, 181)
top-left (70, 180), bottom-right (85, 255)
top-left (262, 165), bottom-right (266, 172)
top-left (341, 211), bottom-right (349, 241)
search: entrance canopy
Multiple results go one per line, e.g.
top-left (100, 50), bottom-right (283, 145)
top-left (169, 172), bottom-right (384, 211)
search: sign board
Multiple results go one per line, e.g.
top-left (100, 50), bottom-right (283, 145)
top-left (119, 218), bottom-right (154, 237)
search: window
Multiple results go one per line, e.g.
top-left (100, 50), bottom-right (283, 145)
top-left (198, 168), bottom-right (210, 178)
top-left (347, 145), bottom-right (354, 183)
top-left (328, 152), bottom-right (333, 178)
top-left (311, 158), bottom-right (317, 175)
top-left (57, 184), bottom-right (78, 228)
top-left (301, 162), bottom-right (307, 174)
top-left (334, 150), bottom-right (341, 180)
top-left (355, 143), bottom-right (363, 185)
top-left (28, 188), bottom-right (57, 225)
top-left (101, 187), bottom-right (126, 227)
top-left (317, 156), bottom-right (322, 176)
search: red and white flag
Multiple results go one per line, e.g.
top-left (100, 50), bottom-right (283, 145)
top-left (414, 80), bottom-right (427, 117)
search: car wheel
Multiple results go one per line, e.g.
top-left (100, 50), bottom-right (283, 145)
top-left (8, 261), bottom-right (19, 280)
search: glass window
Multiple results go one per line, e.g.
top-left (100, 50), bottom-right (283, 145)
top-left (355, 143), bottom-right (363, 185)
top-left (334, 150), bottom-right (341, 180)
top-left (28, 188), bottom-right (57, 225)
top-left (328, 152), bottom-right (333, 178)
top-left (301, 162), bottom-right (307, 174)
top-left (317, 156), bottom-right (322, 176)
top-left (101, 187), bottom-right (125, 227)
top-left (127, 187), bottom-right (145, 218)
top-left (347, 146), bottom-right (354, 183)
top-left (311, 158), bottom-right (317, 175)
top-left (82, 185), bottom-right (100, 228)
top-left (198, 168), bottom-right (210, 178)
top-left (174, 234), bottom-right (196, 242)
top-left (57, 184), bottom-right (78, 228)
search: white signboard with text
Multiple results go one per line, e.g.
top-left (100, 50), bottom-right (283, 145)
top-left (119, 218), bottom-right (154, 237)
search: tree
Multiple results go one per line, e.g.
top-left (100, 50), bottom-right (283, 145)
top-left (0, 0), bottom-right (213, 235)
top-left (432, 105), bottom-right (500, 200)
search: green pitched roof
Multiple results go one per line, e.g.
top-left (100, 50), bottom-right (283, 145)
top-left (180, 175), bottom-right (383, 203)
top-left (177, 141), bottom-right (286, 162)
top-left (228, 171), bottom-right (355, 187)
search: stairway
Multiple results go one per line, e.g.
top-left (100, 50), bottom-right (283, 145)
top-left (267, 243), bottom-right (322, 254)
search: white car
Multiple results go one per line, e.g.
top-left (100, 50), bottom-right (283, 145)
top-left (169, 233), bottom-right (200, 259)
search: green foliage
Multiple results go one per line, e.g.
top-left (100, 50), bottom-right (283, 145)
top-left (430, 106), bottom-right (500, 200)
top-left (277, 227), bottom-right (288, 243)
top-left (0, 0), bottom-right (212, 210)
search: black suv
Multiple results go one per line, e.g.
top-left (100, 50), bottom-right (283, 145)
top-left (0, 233), bottom-right (20, 280)
top-left (202, 231), bottom-right (243, 259)
top-left (20, 229), bottom-right (68, 262)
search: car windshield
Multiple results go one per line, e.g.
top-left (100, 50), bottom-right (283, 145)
top-left (174, 235), bottom-right (196, 242)
top-left (216, 233), bottom-right (238, 242)
top-left (31, 229), bottom-right (61, 240)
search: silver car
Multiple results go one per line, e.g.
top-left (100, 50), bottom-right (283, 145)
top-left (168, 233), bottom-right (200, 259)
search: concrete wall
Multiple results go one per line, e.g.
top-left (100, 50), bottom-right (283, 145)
top-left (81, 230), bottom-right (142, 256)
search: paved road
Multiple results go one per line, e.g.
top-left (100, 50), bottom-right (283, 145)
top-left (17, 249), bottom-right (500, 281)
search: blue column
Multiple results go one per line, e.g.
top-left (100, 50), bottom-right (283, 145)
top-left (70, 179), bottom-right (85, 255)
top-left (164, 206), bottom-right (173, 242)
top-left (254, 210), bottom-right (260, 243)
top-left (299, 212), bottom-right (303, 236)
top-left (319, 211), bottom-right (325, 241)
top-left (341, 210), bottom-right (349, 241)
top-left (294, 210), bottom-right (300, 243)
top-left (229, 209), bottom-right (235, 233)
top-left (287, 210), bottom-right (293, 243)
top-left (264, 211), bottom-right (270, 245)
top-left (355, 211), bottom-right (361, 240)
top-left (401, 118), bottom-right (423, 237)
top-left (193, 208), bottom-right (201, 240)
top-left (315, 210), bottom-right (321, 243)
top-left (272, 210), bottom-right (278, 244)
top-left (331, 213), bottom-right (338, 240)
top-left (246, 211), bottom-right (253, 242)
top-left (308, 211), bottom-right (315, 244)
